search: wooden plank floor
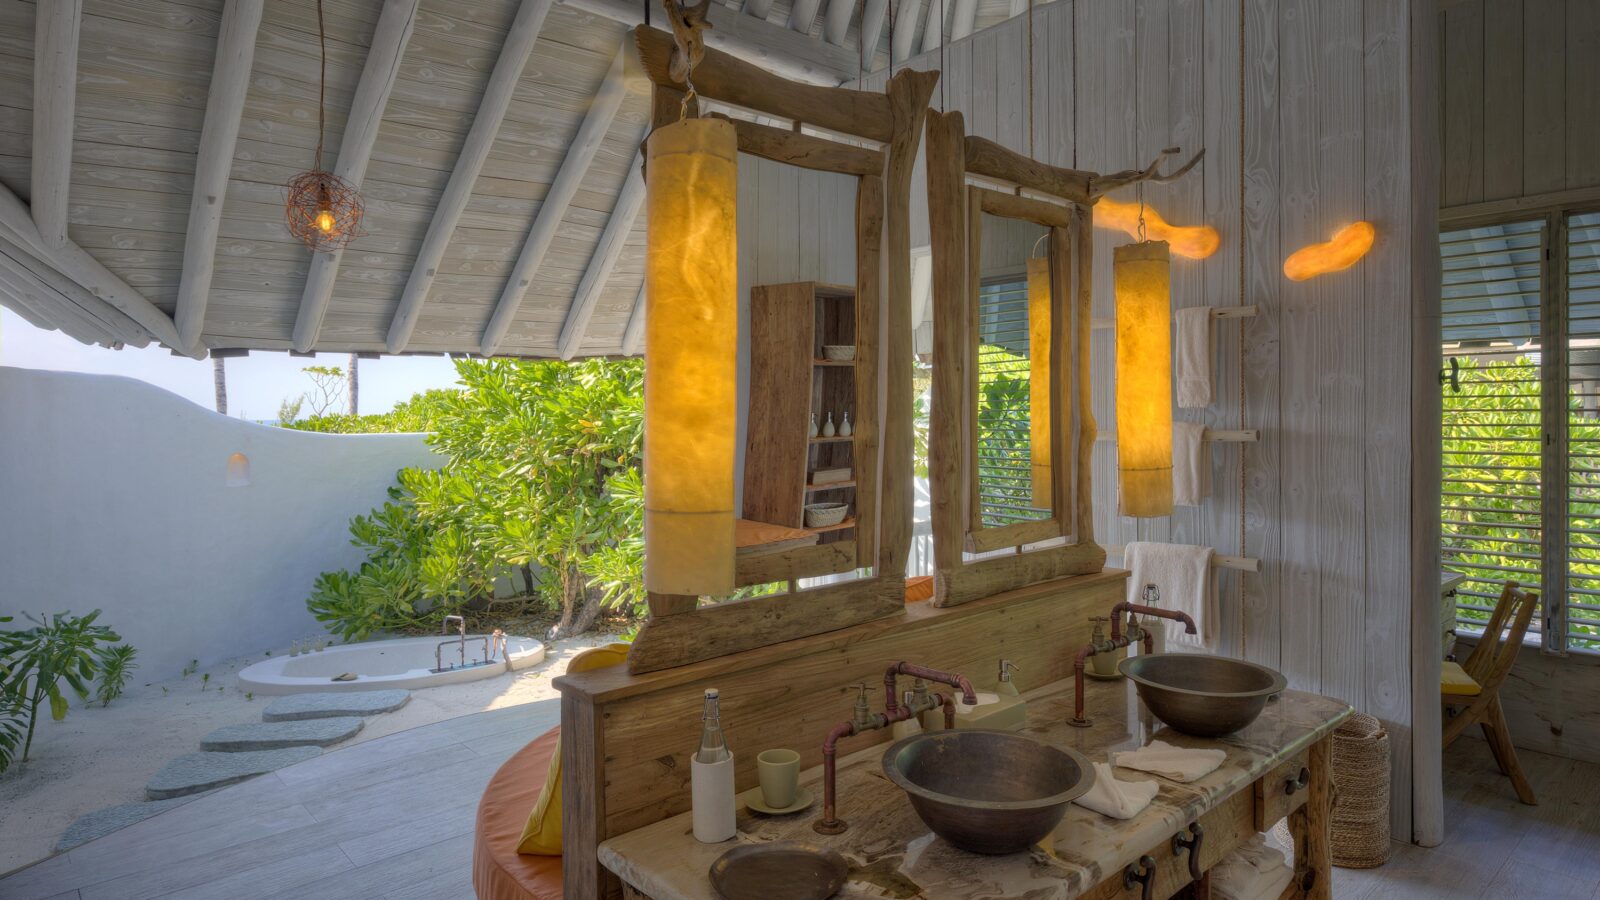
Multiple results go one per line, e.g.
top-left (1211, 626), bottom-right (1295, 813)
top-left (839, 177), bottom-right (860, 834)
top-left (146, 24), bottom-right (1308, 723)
top-left (0, 699), bottom-right (560, 900)
top-left (3, 702), bottom-right (1598, 900)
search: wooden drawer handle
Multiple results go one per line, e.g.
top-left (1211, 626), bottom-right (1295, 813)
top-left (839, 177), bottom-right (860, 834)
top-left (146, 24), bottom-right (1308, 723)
top-left (1123, 854), bottom-right (1157, 900)
top-left (1284, 767), bottom-right (1310, 796)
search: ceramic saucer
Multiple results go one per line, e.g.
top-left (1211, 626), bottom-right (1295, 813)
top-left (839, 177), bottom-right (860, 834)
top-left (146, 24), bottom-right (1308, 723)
top-left (742, 786), bottom-right (815, 815)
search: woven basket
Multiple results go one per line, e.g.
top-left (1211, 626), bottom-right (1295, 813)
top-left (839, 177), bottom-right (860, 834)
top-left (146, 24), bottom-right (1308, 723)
top-left (1330, 712), bottom-right (1391, 868)
top-left (804, 503), bottom-right (848, 528)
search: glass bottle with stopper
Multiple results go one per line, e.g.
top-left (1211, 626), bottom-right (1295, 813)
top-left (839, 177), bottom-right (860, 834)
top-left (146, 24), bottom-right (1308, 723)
top-left (691, 688), bottom-right (736, 842)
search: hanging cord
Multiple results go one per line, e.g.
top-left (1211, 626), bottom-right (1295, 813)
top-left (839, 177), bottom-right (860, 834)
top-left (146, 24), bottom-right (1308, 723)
top-left (313, 0), bottom-right (327, 172)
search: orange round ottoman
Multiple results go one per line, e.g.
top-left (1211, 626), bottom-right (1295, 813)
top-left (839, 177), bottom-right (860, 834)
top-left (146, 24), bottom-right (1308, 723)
top-left (472, 727), bottom-right (564, 900)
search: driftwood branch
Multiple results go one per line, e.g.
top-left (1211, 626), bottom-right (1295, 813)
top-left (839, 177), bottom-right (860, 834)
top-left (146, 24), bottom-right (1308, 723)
top-left (663, 0), bottom-right (711, 84)
top-left (1088, 147), bottom-right (1206, 198)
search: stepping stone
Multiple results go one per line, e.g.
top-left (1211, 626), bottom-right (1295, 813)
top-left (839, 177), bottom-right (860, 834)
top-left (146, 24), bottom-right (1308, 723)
top-left (56, 795), bottom-right (204, 851)
top-left (199, 717), bottom-right (364, 752)
top-left (261, 690), bottom-right (411, 722)
top-left (146, 747), bottom-right (321, 800)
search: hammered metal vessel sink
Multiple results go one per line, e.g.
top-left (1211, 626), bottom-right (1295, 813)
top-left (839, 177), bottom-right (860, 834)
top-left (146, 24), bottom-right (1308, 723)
top-left (1119, 653), bottom-right (1287, 737)
top-left (881, 730), bottom-right (1094, 854)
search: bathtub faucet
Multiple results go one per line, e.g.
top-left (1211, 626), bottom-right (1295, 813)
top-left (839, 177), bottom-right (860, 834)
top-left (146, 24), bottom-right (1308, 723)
top-left (442, 615), bottom-right (466, 669)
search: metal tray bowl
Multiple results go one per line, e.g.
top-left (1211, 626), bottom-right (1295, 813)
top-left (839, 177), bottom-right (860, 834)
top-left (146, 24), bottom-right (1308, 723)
top-left (1118, 653), bottom-right (1287, 737)
top-left (708, 841), bottom-right (849, 900)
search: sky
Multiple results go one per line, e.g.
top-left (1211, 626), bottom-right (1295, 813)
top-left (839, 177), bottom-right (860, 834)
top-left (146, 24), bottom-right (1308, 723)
top-left (0, 308), bottom-right (466, 420)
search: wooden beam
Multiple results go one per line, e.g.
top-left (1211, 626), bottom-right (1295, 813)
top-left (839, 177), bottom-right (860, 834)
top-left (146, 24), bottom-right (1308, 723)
top-left (620, 282), bottom-right (645, 356)
top-left (822, 0), bottom-right (855, 45)
top-left (709, 114), bottom-right (884, 174)
top-left (562, 0), bottom-right (858, 85)
top-left (386, 0), bottom-right (553, 354)
top-left (859, 0), bottom-right (889, 68)
top-left (891, 0), bottom-right (923, 63)
top-left (31, 0), bottom-right (81, 250)
top-left (743, 0), bottom-right (774, 19)
top-left (920, 0), bottom-right (947, 54)
top-left (949, 0), bottom-right (977, 40)
top-left (0, 244), bottom-right (134, 347)
top-left (0, 182), bottom-right (190, 353)
top-left (633, 27), bottom-right (893, 141)
top-left (173, 0), bottom-right (265, 353)
top-left (291, 0), bottom-right (422, 353)
top-left (789, 0), bottom-right (823, 33)
top-left (481, 41), bottom-right (634, 357)
top-left (557, 154), bottom-right (645, 360)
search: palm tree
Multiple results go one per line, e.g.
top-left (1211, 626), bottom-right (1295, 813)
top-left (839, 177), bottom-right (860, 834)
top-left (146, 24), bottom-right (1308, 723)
top-left (212, 356), bottom-right (227, 415)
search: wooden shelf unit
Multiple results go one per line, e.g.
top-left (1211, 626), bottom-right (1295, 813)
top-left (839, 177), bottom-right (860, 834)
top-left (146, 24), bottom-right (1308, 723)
top-left (743, 281), bottom-right (870, 556)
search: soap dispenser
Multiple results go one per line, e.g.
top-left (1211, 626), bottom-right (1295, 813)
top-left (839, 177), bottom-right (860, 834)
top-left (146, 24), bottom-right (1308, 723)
top-left (996, 660), bottom-right (1021, 697)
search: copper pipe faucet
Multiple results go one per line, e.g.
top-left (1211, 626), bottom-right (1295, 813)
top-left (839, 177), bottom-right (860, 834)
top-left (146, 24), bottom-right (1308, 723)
top-left (1070, 588), bottom-right (1196, 727)
top-left (814, 662), bottom-right (974, 835)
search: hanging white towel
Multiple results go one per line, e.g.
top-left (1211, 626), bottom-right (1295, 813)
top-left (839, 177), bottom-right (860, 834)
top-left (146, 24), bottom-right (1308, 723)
top-left (1110, 739), bottom-right (1225, 783)
top-left (1124, 541), bottom-right (1215, 650)
top-left (1175, 306), bottom-right (1214, 408)
top-left (1073, 762), bottom-right (1160, 819)
top-left (1211, 833), bottom-right (1295, 900)
top-left (1172, 421), bottom-right (1211, 507)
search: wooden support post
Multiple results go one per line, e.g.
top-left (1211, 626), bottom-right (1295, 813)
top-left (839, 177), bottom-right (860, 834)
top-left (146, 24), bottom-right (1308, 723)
top-left (1287, 735), bottom-right (1334, 900)
top-left (855, 175), bottom-right (883, 565)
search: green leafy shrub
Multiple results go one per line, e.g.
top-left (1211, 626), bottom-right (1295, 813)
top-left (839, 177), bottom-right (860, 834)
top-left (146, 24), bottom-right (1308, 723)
top-left (0, 610), bottom-right (124, 768)
top-left (282, 388), bottom-right (459, 434)
top-left (94, 644), bottom-right (138, 707)
top-left (308, 359), bottom-right (645, 640)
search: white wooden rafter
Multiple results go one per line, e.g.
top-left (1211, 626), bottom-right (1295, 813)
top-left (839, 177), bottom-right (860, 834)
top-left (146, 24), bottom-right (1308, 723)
top-left (919, 0), bottom-right (947, 53)
top-left (480, 40), bottom-right (636, 357)
top-left (949, 0), bottom-right (977, 40)
top-left (291, 0), bottom-right (422, 353)
top-left (789, 0), bottom-right (824, 33)
top-left (858, 0), bottom-right (889, 68)
top-left (385, 0), bottom-right (555, 354)
top-left (822, 0), bottom-right (855, 45)
top-left (620, 282), bottom-right (645, 356)
top-left (173, 0), bottom-right (265, 353)
top-left (557, 152), bottom-right (645, 359)
top-left (890, 0), bottom-right (922, 63)
top-left (31, 0), bottom-right (81, 250)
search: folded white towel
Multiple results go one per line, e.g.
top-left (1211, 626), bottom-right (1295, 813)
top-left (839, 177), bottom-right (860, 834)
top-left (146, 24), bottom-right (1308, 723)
top-left (1111, 739), bottom-right (1225, 783)
top-left (1175, 306), bottom-right (1214, 408)
top-left (1172, 421), bottom-right (1211, 507)
top-left (1124, 541), bottom-right (1215, 650)
top-left (1211, 834), bottom-right (1294, 900)
top-left (1073, 762), bottom-right (1160, 819)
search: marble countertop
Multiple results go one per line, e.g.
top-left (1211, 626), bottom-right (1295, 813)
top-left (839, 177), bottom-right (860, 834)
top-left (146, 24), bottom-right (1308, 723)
top-left (599, 673), bottom-right (1353, 899)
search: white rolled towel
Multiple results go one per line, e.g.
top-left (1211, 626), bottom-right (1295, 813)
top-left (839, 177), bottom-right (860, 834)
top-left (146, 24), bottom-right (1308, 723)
top-left (1211, 833), bottom-right (1294, 900)
top-left (1073, 762), bottom-right (1160, 819)
top-left (1110, 739), bottom-right (1225, 783)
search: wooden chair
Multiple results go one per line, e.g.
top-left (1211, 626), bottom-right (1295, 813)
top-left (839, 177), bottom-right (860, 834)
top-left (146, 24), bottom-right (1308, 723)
top-left (1441, 580), bottom-right (1539, 805)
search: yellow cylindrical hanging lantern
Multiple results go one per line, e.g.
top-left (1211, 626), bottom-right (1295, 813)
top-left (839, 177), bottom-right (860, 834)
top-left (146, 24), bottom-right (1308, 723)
top-left (1027, 255), bottom-right (1052, 508)
top-left (1115, 240), bottom-right (1173, 518)
top-left (644, 117), bottom-right (738, 596)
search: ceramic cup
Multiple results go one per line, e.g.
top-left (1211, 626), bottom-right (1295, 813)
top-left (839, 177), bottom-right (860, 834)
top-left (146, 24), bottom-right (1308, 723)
top-left (756, 748), bottom-right (801, 809)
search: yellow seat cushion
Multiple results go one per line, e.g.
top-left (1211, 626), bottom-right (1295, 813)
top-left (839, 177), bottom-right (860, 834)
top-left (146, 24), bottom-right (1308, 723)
top-left (516, 643), bottom-right (630, 855)
top-left (1440, 660), bottom-right (1482, 697)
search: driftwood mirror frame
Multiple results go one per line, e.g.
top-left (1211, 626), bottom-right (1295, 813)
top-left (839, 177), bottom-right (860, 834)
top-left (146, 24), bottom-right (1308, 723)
top-left (625, 25), bottom-right (937, 674)
top-left (924, 108), bottom-right (1202, 607)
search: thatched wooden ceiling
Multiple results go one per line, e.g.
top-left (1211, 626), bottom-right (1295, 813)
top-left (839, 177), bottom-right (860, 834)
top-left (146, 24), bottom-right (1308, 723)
top-left (0, 0), bottom-right (1028, 359)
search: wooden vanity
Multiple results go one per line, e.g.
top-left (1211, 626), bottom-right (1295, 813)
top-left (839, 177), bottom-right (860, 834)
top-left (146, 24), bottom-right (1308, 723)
top-left (597, 677), bottom-right (1351, 899)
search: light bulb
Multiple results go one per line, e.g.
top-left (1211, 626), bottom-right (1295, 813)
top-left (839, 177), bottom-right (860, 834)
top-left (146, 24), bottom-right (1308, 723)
top-left (315, 209), bottom-right (336, 233)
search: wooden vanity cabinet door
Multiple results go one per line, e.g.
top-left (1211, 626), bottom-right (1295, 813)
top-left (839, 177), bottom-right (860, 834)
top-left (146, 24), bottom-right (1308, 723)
top-left (1253, 748), bottom-right (1313, 831)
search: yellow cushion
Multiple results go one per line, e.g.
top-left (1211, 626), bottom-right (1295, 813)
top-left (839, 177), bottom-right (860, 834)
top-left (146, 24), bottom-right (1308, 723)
top-left (1441, 660), bottom-right (1482, 697)
top-left (516, 643), bottom-right (630, 856)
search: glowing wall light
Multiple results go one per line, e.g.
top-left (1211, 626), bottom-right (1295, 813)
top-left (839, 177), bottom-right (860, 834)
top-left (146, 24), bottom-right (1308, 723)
top-left (1115, 240), bottom-right (1173, 518)
top-left (643, 117), bottom-right (738, 596)
top-left (1096, 197), bottom-right (1220, 260)
top-left (1027, 255), bottom-right (1051, 507)
top-left (1283, 221), bottom-right (1375, 281)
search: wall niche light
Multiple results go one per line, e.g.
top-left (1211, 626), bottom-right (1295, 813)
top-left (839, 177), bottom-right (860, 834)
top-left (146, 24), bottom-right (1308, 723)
top-left (1283, 221), bottom-right (1375, 281)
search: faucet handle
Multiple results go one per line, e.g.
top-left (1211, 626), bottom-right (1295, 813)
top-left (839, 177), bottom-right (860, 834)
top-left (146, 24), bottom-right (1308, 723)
top-left (999, 660), bottom-right (1020, 682)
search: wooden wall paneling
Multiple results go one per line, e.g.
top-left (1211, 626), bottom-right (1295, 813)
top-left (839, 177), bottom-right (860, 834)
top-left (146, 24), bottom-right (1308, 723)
top-left (855, 174), bottom-right (883, 564)
top-left (1566, 0), bottom-right (1600, 190)
top-left (1411, 0), bottom-right (1446, 848)
top-left (1241, 0), bottom-right (1282, 672)
top-left (1277, 0), bottom-right (1322, 694)
top-left (1440, 0), bottom-right (1483, 207)
top-left (1364, 0), bottom-right (1415, 842)
top-left (1521, 0), bottom-right (1566, 195)
top-left (968, 26), bottom-right (998, 141)
top-left (1480, 0), bottom-right (1524, 203)
top-left (995, 17), bottom-right (1024, 151)
top-left (736, 151), bottom-right (761, 509)
top-left (1311, 0), bottom-right (1368, 718)
top-left (744, 283), bottom-right (818, 528)
top-left (1045, 0), bottom-right (1072, 171)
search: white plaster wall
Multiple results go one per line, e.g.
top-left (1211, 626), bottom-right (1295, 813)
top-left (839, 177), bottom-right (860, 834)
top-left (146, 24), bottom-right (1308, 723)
top-left (0, 366), bottom-right (439, 680)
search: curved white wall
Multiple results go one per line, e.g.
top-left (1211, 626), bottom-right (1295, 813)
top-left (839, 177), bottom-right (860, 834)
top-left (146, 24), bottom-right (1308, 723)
top-left (0, 366), bottom-right (439, 680)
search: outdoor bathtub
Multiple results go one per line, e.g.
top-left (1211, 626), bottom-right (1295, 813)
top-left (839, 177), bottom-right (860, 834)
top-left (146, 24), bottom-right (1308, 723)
top-left (237, 634), bottom-right (546, 695)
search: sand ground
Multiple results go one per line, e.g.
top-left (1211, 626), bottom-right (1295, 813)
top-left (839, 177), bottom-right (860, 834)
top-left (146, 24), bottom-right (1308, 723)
top-left (0, 633), bottom-right (610, 875)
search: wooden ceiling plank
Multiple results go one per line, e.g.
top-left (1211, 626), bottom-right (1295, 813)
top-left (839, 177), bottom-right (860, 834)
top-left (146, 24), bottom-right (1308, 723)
top-left (620, 281), bottom-right (645, 356)
top-left (858, 0), bottom-right (888, 67)
top-left (291, 0), bottom-right (422, 352)
top-left (480, 40), bottom-right (635, 356)
top-left (385, 0), bottom-right (554, 354)
top-left (173, 0), bottom-right (265, 352)
top-left (821, 0), bottom-right (855, 45)
top-left (0, 181), bottom-right (192, 353)
top-left (556, 151), bottom-right (643, 359)
top-left (31, 0), bottom-right (82, 249)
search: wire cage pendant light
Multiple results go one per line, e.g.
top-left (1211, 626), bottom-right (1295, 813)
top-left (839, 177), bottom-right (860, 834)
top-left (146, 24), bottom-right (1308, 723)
top-left (285, 0), bottom-right (365, 252)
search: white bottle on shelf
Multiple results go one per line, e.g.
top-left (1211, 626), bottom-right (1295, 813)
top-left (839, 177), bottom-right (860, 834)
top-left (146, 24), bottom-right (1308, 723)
top-left (822, 413), bottom-right (836, 438)
top-left (691, 688), bottom-right (736, 842)
top-left (808, 414), bottom-right (819, 438)
top-left (839, 412), bottom-right (852, 437)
